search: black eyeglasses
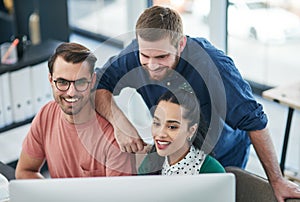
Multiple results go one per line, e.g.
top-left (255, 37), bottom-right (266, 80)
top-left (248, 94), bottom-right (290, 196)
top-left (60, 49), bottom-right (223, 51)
top-left (53, 78), bottom-right (91, 92)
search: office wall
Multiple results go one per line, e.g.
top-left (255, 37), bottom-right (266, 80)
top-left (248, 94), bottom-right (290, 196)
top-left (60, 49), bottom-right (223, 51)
top-left (0, 1), bottom-right (13, 43)
top-left (13, 0), bottom-right (69, 43)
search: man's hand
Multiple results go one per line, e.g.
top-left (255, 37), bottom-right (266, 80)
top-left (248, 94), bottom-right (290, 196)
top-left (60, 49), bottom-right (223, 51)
top-left (272, 177), bottom-right (300, 202)
top-left (114, 122), bottom-right (147, 153)
top-left (249, 128), bottom-right (300, 202)
top-left (95, 89), bottom-right (150, 153)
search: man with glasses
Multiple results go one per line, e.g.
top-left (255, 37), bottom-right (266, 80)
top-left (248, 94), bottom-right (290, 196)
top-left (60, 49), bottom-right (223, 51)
top-left (15, 42), bottom-right (136, 179)
top-left (95, 5), bottom-right (300, 201)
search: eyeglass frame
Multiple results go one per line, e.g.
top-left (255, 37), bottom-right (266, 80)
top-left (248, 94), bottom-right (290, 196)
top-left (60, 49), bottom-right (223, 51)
top-left (52, 77), bottom-right (92, 92)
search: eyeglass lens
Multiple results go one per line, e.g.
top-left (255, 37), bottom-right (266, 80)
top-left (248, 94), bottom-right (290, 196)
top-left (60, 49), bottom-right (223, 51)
top-left (54, 78), bottom-right (90, 92)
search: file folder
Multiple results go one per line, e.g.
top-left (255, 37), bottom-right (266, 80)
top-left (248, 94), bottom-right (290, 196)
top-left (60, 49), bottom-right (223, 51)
top-left (30, 61), bottom-right (52, 114)
top-left (0, 75), bottom-right (5, 128)
top-left (0, 72), bottom-right (13, 126)
top-left (9, 68), bottom-right (34, 123)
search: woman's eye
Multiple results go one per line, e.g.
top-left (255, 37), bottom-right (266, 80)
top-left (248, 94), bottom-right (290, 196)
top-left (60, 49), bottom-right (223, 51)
top-left (168, 125), bottom-right (178, 130)
top-left (152, 122), bottom-right (160, 127)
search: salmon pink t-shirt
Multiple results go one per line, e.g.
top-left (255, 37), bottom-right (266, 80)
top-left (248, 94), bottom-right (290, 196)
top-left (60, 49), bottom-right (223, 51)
top-left (22, 101), bottom-right (136, 178)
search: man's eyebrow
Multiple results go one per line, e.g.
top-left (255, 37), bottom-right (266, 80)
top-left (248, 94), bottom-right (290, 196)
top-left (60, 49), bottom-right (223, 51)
top-left (54, 77), bottom-right (89, 81)
top-left (153, 116), bottom-right (160, 121)
top-left (140, 52), bottom-right (170, 58)
top-left (140, 52), bottom-right (149, 58)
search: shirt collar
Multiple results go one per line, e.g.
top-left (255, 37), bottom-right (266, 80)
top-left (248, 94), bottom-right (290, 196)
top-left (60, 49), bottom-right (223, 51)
top-left (162, 145), bottom-right (206, 175)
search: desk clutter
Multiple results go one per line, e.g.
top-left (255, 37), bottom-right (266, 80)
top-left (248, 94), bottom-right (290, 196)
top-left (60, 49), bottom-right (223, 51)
top-left (0, 35), bottom-right (30, 66)
top-left (0, 40), bottom-right (61, 132)
top-left (0, 39), bottom-right (19, 65)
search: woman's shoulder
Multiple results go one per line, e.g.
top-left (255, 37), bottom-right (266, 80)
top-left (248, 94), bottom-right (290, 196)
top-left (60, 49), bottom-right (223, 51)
top-left (200, 155), bottom-right (225, 173)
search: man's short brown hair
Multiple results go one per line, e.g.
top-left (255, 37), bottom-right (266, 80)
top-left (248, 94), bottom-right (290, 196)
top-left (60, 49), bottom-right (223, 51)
top-left (48, 42), bottom-right (97, 76)
top-left (135, 5), bottom-right (183, 47)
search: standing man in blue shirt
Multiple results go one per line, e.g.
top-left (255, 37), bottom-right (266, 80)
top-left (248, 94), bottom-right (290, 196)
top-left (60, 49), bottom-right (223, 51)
top-left (95, 5), bottom-right (300, 201)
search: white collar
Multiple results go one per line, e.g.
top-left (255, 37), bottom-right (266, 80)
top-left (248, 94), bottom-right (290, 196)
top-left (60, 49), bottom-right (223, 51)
top-left (162, 145), bottom-right (206, 175)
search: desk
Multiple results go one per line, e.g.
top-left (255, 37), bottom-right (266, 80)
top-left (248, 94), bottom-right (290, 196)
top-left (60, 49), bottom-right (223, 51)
top-left (262, 82), bottom-right (300, 174)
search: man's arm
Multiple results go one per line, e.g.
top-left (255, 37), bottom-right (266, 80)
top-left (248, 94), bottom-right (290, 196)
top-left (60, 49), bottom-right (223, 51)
top-left (95, 89), bottom-right (146, 153)
top-left (249, 127), bottom-right (300, 202)
top-left (15, 151), bottom-right (45, 179)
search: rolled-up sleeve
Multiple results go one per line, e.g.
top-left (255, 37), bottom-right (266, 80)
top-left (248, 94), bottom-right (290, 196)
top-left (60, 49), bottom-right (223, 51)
top-left (96, 40), bottom-right (140, 96)
top-left (217, 56), bottom-right (268, 131)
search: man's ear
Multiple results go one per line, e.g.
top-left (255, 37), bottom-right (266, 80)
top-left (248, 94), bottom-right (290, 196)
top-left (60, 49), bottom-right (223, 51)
top-left (89, 72), bottom-right (98, 93)
top-left (91, 72), bottom-right (97, 88)
top-left (48, 73), bottom-right (53, 83)
top-left (178, 36), bottom-right (187, 53)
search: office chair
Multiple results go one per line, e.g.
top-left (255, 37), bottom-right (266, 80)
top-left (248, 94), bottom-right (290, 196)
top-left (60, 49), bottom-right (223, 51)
top-left (226, 166), bottom-right (300, 202)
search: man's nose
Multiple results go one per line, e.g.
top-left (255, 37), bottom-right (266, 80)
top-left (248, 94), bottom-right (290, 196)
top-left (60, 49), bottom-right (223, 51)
top-left (148, 58), bottom-right (159, 70)
top-left (66, 82), bottom-right (77, 96)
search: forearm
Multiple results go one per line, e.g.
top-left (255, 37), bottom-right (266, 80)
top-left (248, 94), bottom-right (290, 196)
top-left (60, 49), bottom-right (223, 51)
top-left (15, 152), bottom-right (45, 179)
top-left (95, 89), bottom-right (146, 153)
top-left (249, 128), bottom-right (283, 184)
top-left (95, 89), bottom-right (138, 132)
top-left (95, 89), bottom-right (125, 125)
top-left (15, 169), bottom-right (44, 179)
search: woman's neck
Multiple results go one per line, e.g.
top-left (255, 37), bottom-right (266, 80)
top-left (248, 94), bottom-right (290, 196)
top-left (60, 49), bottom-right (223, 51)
top-left (168, 144), bottom-right (191, 166)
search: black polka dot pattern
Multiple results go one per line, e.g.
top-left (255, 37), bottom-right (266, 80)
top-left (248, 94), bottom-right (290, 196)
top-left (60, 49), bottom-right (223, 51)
top-left (162, 146), bottom-right (206, 175)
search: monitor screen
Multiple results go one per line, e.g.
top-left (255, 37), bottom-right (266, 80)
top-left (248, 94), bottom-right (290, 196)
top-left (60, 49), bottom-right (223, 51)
top-left (9, 173), bottom-right (235, 202)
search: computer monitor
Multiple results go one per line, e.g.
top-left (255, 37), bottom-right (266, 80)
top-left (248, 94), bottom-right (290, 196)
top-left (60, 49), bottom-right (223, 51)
top-left (9, 174), bottom-right (235, 202)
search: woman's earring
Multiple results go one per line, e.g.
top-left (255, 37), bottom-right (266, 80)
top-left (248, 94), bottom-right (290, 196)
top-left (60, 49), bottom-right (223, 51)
top-left (187, 136), bottom-right (192, 144)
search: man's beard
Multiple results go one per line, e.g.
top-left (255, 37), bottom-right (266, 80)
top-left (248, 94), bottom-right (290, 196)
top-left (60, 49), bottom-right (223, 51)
top-left (146, 56), bottom-right (179, 81)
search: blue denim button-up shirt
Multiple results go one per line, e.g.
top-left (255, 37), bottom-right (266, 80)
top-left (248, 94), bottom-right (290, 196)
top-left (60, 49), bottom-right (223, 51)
top-left (96, 36), bottom-right (267, 168)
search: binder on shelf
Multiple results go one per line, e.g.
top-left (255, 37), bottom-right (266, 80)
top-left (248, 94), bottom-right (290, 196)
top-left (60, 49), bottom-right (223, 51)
top-left (0, 75), bottom-right (5, 128)
top-left (30, 61), bottom-right (52, 114)
top-left (0, 72), bottom-right (13, 126)
top-left (9, 68), bottom-right (34, 123)
top-left (0, 99), bottom-right (5, 128)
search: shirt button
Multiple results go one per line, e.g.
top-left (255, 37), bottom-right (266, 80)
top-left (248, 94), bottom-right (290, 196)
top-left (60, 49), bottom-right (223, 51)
top-left (166, 82), bottom-right (171, 86)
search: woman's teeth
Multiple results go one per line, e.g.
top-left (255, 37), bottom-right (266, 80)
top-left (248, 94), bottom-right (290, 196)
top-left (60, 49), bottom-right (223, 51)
top-left (157, 141), bottom-right (170, 145)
